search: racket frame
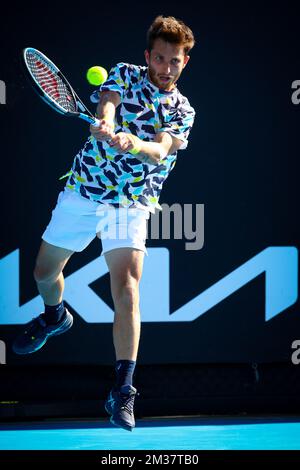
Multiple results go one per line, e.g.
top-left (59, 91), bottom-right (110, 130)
top-left (22, 47), bottom-right (100, 126)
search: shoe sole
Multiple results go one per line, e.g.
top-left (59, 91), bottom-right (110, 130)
top-left (110, 416), bottom-right (134, 432)
top-left (13, 313), bottom-right (73, 355)
top-left (105, 399), bottom-right (135, 432)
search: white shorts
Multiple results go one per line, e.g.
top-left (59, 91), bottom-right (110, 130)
top-left (42, 189), bottom-right (150, 255)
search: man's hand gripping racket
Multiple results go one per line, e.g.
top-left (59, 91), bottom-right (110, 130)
top-left (90, 120), bottom-right (140, 154)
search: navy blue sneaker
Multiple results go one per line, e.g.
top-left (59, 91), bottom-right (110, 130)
top-left (105, 384), bottom-right (137, 431)
top-left (12, 309), bottom-right (73, 354)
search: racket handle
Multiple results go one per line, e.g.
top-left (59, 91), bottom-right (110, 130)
top-left (89, 116), bottom-right (116, 142)
top-left (92, 117), bottom-right (101, 127)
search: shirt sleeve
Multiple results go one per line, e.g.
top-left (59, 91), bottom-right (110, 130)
top-left (90, 62), bottom-right (130, 103)
top-left (159, 98), bottom-right (196, 150)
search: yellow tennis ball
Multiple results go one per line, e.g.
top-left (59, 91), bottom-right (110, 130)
top-left (86, 66), bottom-right (108, 86)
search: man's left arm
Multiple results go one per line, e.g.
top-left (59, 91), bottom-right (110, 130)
top-left (109, 131), bottom-right (184, 165)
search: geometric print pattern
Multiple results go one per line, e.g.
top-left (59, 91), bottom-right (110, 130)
top-left (66, 62), bottom-right (195, 213)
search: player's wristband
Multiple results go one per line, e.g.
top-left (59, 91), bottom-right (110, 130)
top-left (129, 136), bottom-right (142, 155)
top-left (129, 145), bottom-right (142, 155)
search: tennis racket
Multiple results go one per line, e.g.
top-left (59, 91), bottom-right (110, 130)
top-left (22, 47), bottom-right (100, 127)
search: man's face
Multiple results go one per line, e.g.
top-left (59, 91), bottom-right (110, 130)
top-left (144, 38), bottom-right (190, 91)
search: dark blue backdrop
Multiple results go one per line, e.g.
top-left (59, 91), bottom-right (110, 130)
top-left (0, 0), bottom-right (299, 365)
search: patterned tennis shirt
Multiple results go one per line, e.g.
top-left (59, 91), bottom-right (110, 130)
top-left (65, 62), bottom-right (195, 213)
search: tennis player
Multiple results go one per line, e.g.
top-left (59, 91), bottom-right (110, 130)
top-left (13, 15), bottom-right (196, 431)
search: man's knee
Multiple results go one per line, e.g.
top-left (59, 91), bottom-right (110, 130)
top-left (112, 277), bottom-right (140, 310)
top-left (33, 241), bottom-right (72, 284)
top-left (33, 263), bottom-right (62, 284)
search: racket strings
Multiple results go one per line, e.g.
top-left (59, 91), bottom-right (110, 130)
top-left (25, 52), bottom-right (77, 113)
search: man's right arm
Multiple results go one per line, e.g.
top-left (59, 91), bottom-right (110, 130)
top-left (97, 90), bottom-right (121, 122)
top-left (90, 90), bottom-right (121, 141)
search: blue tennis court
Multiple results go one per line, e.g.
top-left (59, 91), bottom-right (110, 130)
top-left (1, 415), bottom-right (300, 450)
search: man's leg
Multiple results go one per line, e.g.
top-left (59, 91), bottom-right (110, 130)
top-left (34, 240), bottom-right (74, 307)
top-left (13, 240), bottom-right (75, 354)
top-left (104, 247), bottom-right (145, 431)
top-left (105, 247), bottom-right (144, 362)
